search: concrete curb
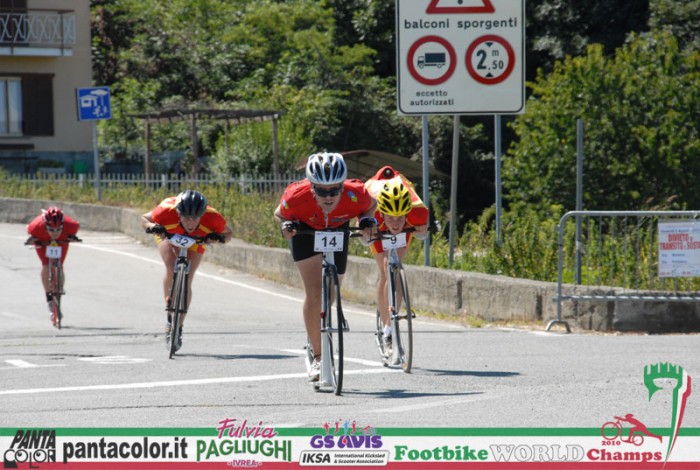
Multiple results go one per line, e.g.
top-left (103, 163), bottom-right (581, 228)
top-left (3, 197), bottom-right (698, 333)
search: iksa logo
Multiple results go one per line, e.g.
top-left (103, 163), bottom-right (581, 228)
top-left (588, 362), bottom-right (692, 464)
top-left (3, 430), bottom-right (56, 469)
top-left (309, 420), bottom-right (382, 450)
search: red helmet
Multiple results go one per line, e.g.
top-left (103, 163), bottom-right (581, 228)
top-left (43, 207), bottom-right (64, 229)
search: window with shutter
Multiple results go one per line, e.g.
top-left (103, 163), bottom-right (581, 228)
top-left (22, 74), bottom-right (54, 136)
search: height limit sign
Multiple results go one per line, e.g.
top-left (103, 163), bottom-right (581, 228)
top-left (397, 0), bottom-right (525, 115)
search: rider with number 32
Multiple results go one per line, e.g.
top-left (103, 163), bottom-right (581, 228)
top-left (141, 190), bottom-right (233, 348)
top-left (273, 152), bottom-right (377, 382)
top-left (27, 207), bottom-right (80, 317)
top-left (365, 166), bottom-right (429, 350)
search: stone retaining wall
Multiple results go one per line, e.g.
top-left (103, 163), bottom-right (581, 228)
top-left (3, 197), bottom-right (698, 333)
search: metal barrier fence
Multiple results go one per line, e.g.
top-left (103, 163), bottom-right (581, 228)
top-left (549, 210), bottom-right (700, 332)
top-left (3, 173), bottom-right (301, 194)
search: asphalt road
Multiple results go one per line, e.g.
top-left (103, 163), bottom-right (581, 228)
top-left (1, 222), bottom-right (698, 430)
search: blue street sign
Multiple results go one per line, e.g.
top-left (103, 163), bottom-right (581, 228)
top-left (76, 86), bottom-right (112, 121)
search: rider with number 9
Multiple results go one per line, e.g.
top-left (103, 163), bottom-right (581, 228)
top-left (365, 166), bottom-right (429, 350)
top-left (273, 152), bottom-right (377, 382)
top-left (141, 190), bottom-right (233, 347)
top-left (26, 207), bottom-right (80, 317)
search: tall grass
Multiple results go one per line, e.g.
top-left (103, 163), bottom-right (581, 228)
top-left (4, 171), bottom-right (691, 291)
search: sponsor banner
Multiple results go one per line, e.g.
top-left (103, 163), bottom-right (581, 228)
top-left (1, 430), bottom-right (698, 468)
top-left (1, 363), bottom-right (696, 468)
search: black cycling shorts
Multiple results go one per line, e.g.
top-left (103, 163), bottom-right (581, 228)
top-left (289, 222), bottom-right (350, 275)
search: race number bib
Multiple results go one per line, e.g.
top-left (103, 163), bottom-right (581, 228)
top-left (314, 231), bottom-right (344, 252)
top-left (46, 245), bottom-right (62, 259)
top-left (382, 232), bottom-right (407, 251)
top-left (168, 234), bottom-right (196, 249)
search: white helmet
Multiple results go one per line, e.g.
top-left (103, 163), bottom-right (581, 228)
top-left (305, 152), bottom-right (348, 185)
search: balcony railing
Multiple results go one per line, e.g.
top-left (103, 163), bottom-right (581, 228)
top-left (0, 8), bottom-right (75, 56)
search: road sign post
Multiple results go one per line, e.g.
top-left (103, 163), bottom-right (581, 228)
top-left (76, 87), bottom-right (112, 201)
top-left (397, 0), bottom-right (525, 115)
top-left (397, 0), bottom-right (525, 254)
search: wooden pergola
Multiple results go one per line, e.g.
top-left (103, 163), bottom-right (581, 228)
top-left (130, 107), bottom-right (285, 178)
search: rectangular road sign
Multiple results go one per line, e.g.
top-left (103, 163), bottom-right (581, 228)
top-left (76, 86), bottom-right (112, 121)
top-left (396, 0), bottom-right (525, 115)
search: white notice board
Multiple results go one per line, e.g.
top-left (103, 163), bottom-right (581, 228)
top-left (658, 220), bottom-right (700, 277)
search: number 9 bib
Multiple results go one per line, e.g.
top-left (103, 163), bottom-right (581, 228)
top-left (382, 232), bottom-right (407, 250)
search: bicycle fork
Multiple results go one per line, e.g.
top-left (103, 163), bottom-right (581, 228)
top-left (387, 267), bottom-right (401, 364)
top-left (319, 313), bottom-right (334, 386)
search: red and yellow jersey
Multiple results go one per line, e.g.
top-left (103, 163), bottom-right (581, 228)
top-left (151, 196), bottom-right (228, 254)
top-left (365, 166), bottom-right (430, 253)
top-left (278, 179), bottom-right (374, 230)
top-left (26, 213), bottom-right (80, 264)
top-left (365, 165), bottom-right (429, 229)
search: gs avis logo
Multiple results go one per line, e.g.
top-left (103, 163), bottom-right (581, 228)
top-left (3, 430), bottom-right (56, 468)
top-left (309, 420), bottom-right (383, 450)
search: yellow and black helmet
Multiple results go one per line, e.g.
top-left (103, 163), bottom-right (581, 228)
top-left (377, 180), bottom-right (412, 216)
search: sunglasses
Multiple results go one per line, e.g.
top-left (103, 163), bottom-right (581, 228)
top-left (47, 226), bottom-right (63, 232)
top-left (313, 185), bottom-right (343, 198)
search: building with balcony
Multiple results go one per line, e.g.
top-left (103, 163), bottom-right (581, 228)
top-left (0, 0), bottom-right (92, 173)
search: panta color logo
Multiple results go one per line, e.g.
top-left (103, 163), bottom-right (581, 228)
top-left (3, 430), bottom-right (56, 468)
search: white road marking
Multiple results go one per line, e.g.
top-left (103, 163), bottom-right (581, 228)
top-left (77, 356), bottom-right (151, 364)
top-left (0, 368), bottom-right (399, 396)
top-left (2, 360), bottom-right (65, 369)
top-left (0, 311), bottom-right (45, 324)
top-left (72, 241), bottom-right (467, 328)
top-left (281, 348), bottom-right (385, 367)
top-left (74, 243), bottom-right (304, 303)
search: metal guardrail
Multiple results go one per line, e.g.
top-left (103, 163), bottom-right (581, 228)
top-left (4, 172), bottom-right (301, 194)
top-left (548, 210), bottom-right (700, 332)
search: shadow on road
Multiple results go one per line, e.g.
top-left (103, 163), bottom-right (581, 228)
top-left (415, 368), bottom-right (520, 378)
top-left (342, 389), bottom-right (483, 399)
top-left (179, 353), bottom-right (298, 361)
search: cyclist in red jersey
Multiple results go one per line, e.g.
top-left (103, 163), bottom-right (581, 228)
top-left (365, 166), bottom-right (429, 350)
top-left (26, 207), bottom-right (81, 317)
top-left (141, 190), bottom-right (232, 348)
top-left (274, 152), bottom-right (377, 382)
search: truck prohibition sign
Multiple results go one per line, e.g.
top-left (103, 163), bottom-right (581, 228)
top-left (418, 52), bottom-right (446, 69)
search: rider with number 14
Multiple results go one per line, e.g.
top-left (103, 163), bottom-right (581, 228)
top-left (273, 152), bottom-right (377, 382)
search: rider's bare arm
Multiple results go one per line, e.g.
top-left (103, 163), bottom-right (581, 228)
top-left (413, 224), bottom-right (429, 240)
top-left (220, 224), bottom-right (234, 243)
top-left (358, 198), bottom-right (379, 240)
top-left (140, 210), bottom-right (160, 233)
top-left (274, 205), bottom-right (297, 241)
top-left (24, 236), bottom-right (39, 245)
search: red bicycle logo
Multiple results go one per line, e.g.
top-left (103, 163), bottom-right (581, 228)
top-left (601, 419), bottom-right (645, 446)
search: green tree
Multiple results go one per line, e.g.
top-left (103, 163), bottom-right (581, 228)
top-left (649, 0), bottom-right (700, 51)
top-left (504, 32), bottom-right (700, 212)
top-left (526, 0), bottom-right (650, 79)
